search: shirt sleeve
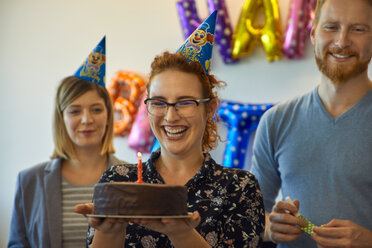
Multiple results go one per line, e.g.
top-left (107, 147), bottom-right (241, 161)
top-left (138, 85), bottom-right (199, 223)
top-left (8, 173), bottom-right (31, 247)
top-left (250, 109), bottom-right (282, 212)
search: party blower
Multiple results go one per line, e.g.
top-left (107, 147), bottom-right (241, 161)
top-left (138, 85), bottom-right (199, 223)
top-left (286, 196), bottom-right (322, 235)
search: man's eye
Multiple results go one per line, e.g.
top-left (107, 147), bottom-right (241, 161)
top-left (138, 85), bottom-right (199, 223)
top-left (323, 24), bottom-right (338, 31)
top-left (353, 27), bottom-right (366, 33)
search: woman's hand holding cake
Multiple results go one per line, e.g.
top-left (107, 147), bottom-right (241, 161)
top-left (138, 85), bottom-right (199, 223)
top-left (74, 203), bottom-right (129, 247)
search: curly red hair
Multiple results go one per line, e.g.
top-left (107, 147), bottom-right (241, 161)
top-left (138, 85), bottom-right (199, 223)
top-left (148, 52), bottom-right (225, 152)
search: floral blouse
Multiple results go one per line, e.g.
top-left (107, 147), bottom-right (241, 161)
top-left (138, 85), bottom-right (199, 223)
top-left (87, 150), bottom-right (265, 248)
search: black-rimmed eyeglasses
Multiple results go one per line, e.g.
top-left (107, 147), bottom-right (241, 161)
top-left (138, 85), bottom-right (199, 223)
top-left (144, 98), bottom-right (210, 117)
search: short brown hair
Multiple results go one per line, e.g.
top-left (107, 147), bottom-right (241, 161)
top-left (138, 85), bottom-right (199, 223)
top-left (148, 52), bottom-right (225, 152)
top-left (51, 76), bottom-right (115, 161)
top-left (313, 0), bottom-right (372, 26)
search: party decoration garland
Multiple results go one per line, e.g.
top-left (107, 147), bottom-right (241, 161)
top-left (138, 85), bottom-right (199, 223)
top-left (176, 0), bottom-right (237, 64)
top-left (283, 0), bottom-right (316, 59)
top-left (218, 100), bottom-right (273, 169)
top-left (176, 0), bottom-right (317, 62)
top-left (232, 0), bottom-right (282, 62)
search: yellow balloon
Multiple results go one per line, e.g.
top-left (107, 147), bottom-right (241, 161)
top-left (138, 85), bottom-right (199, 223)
top-left (232, 0), bottom-right (282, 62)
top-left (232, 0), bottom-right (259, 59)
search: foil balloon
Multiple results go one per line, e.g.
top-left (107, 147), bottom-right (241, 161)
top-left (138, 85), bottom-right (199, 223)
top-left (128, 94), bottom-right (155, 153)
top-left (232, 0), bottom-right (282, 62)
top-left (176, 0), bottom-right (201, 39)
top-left (108, 71), bottom-right (146, 137)
top-left (283, 0), bottom-right (316, 59)
top-left (206, 0), bottom-right (238, 64)
top-left (218, 100), bottom-right (273, 169)
top-left (176, 0), bottom-right (237, 64)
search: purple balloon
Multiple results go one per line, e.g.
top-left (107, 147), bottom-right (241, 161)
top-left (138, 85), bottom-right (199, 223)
top-left (283, 0), bottom-right (316, 59)
top-left (176, 0), bottom-right (238, 64)
top-left (176, 0), bottom-right (201, 38)
top-left (207, 0), bottom-right (238, 64)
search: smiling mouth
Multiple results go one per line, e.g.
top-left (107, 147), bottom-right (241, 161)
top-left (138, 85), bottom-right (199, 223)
top-left (164, 127), bottom-right (187, 137)
top-left (80, 130), bottom-right (95, 134)
top-left (330, 53), bottom-right (354, 59)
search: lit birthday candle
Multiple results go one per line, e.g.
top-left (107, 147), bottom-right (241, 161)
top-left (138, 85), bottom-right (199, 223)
top-left (136, 152), bottom-right (143, 183)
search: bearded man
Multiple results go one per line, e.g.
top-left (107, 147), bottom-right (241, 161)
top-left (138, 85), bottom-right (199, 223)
top-left (250, 0), bottom-right (372, 247)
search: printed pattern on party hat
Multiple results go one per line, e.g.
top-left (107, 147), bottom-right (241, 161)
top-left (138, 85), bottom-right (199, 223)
top-left (176, 11), bottom-right (217, 74)
top-left (74, 36), bottom-right (106, 87)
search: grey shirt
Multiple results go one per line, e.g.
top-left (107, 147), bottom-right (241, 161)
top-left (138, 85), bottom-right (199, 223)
top-left (251, 87), bottom-right (372, 248)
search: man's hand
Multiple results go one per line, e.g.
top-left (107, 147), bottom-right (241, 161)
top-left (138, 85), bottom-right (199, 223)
top-left (268, 200), bottom-right (307, 243)
top-left (312, 219), bottom-right (372, 248)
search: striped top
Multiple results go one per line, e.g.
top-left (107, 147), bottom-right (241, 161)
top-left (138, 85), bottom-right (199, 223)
top-left (61, 177), bottom-right (94, 248)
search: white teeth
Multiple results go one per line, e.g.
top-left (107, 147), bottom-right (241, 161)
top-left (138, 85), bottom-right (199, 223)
top-left (333, 53), bottom-right (351, 58)
top-left (166, 132), bottom-right (183, 137)
top-left (164, 127), bottom-right (186, 137)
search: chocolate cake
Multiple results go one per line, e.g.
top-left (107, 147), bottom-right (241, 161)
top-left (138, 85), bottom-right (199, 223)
top-left (93, 182), bottom-right (188, 216)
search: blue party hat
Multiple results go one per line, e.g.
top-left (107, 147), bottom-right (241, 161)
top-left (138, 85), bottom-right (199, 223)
top-left (176, 11), bottom-right (217, 74)
top-left (74, 36), bottom-right (106, 87)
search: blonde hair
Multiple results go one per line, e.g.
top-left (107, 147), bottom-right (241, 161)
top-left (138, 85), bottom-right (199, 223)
top-left (148, 52), bottom-right (226, 152)
top-left (51, 76), bottom-right (115, 161)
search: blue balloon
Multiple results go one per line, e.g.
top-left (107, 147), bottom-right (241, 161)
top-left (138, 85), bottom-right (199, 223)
top-left (218, 100), bottom-right (273, 169)
top-left (151, 139), bottom-right (161, 153)
top-left (150, 100), bottom-right (273, 169)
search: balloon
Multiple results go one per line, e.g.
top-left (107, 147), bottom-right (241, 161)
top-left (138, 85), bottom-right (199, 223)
top-left (176, 0), bottom-right (238, 64)
top-left (108, 71), bottom-right (146, 105)
top-left (128, 94), bottom-right (156, 153)
top-left (206, 0), bottom-right (238, 64)
top-left (218, 100), bottom-right (273, 169)
top-left (232, 0), bottom-right (282, 62)
top-left (283, 0), bottom-right (316, 59)
top-left (176, 0), bottom-right (201, 39)
top-left (113, 97), bottom-right (136, 137)
top-left (108, 71), bottom-right (146, 137)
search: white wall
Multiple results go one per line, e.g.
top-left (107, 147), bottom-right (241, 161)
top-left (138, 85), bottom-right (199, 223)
top-left (1, 0), bottom-right (371, 246)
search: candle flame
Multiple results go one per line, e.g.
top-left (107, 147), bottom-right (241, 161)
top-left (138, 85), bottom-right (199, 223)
top-left (137, 152), bottom-right (142, 158)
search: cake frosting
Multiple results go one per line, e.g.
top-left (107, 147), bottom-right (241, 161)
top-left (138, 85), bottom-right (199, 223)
top-left (93, 182), bottom-right (188, 216)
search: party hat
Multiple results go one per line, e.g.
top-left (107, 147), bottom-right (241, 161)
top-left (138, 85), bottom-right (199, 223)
top-left (74, 36), bottom-right (106, 87)
top-left (176, 10), bottom-right (217, 74)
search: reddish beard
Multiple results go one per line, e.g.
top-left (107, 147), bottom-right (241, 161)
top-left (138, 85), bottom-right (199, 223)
top-left (315, 47), bottom-right (371, 85)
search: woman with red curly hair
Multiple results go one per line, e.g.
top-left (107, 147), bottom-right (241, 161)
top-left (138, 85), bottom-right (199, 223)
top-left (75, 12), bottom-right (264, 247)
top-left (76, 51), bottom-right (265, 248)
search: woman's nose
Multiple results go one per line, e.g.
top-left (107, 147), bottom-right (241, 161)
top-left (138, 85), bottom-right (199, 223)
top-left (81, 110), bottom-right (93, 124)
top-left (164, 105), bottom-right (181, 122)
